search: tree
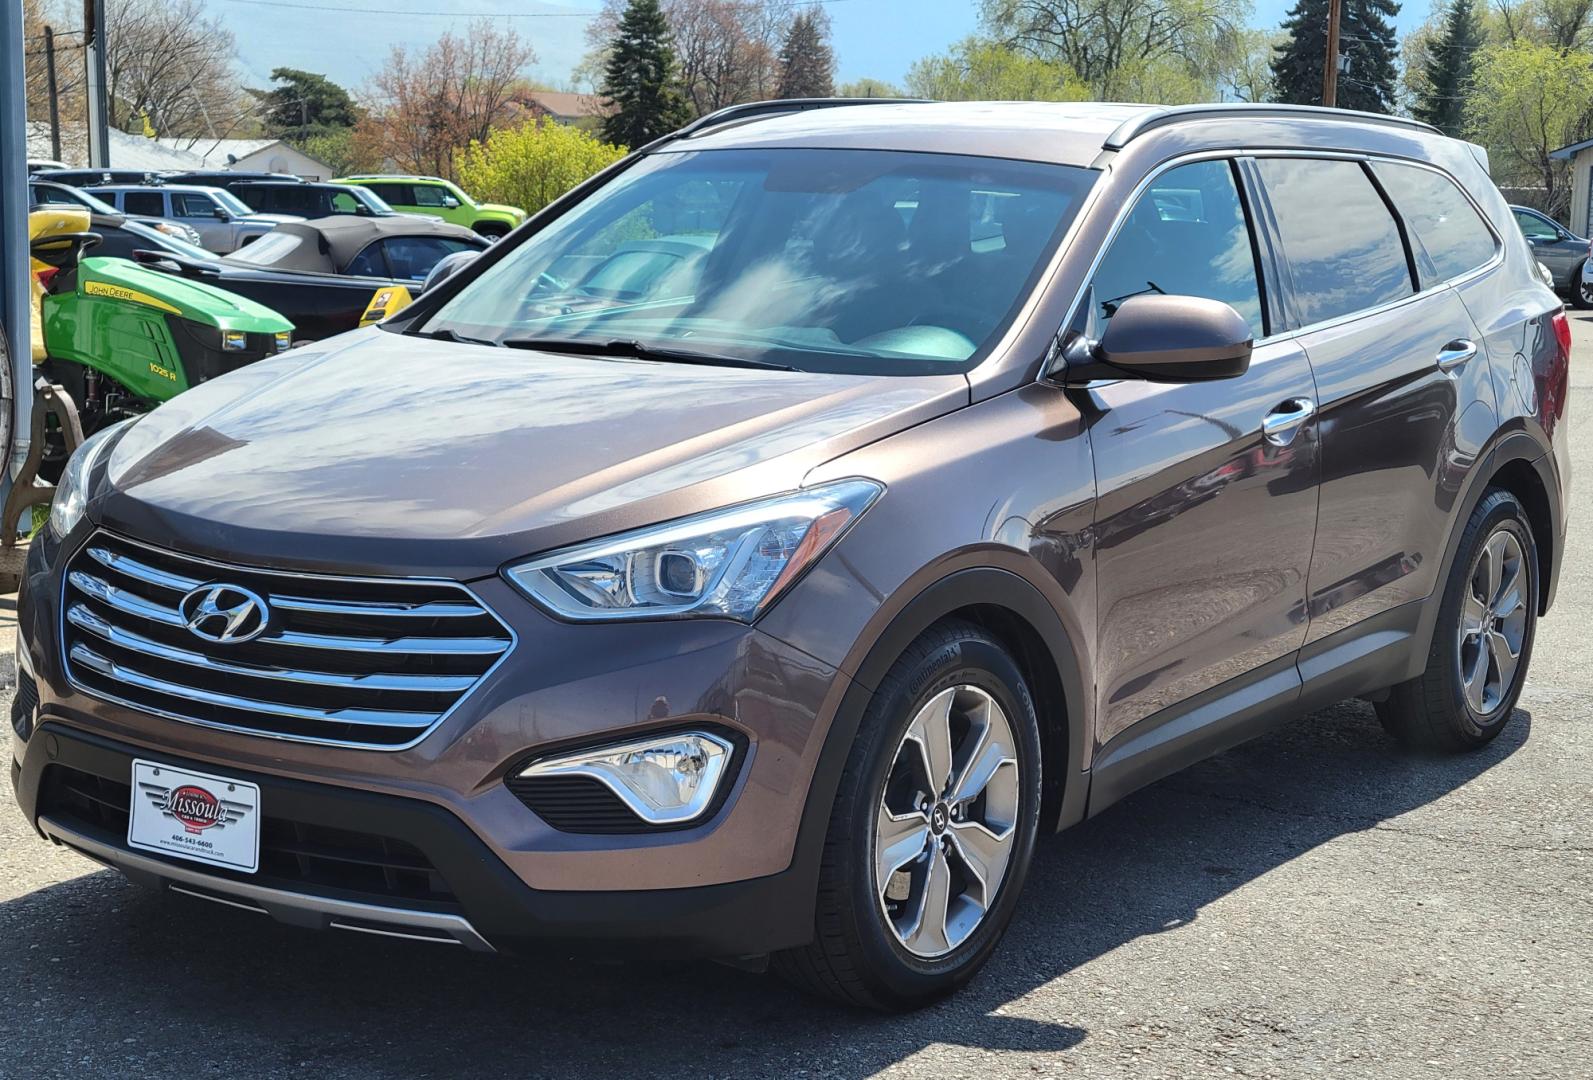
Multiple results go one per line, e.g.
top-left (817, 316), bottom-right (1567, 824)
top-left (776, 7), bottom-right (835, 98)
top-left (905, 37), bottom-right (1089, 100)
top-left (360, 19), bottom-right (536, 178)
top-left (600, 0), bottom-right (692, 147)
top-left (102, 0), bottom-right (245, 137)
top-left (1221, 29), bottom-right (1283, 102)
top-left (456, 118), bottom-right (629, 215)
top-left (259, 68), bottom-right (357, 140)
top-left (980, 0), bottom-right (1249, 100)
top-left (1466, 40), bottom-right (1593, 218)
top-left (836, 77), bottom-right (903, 97)
top-left (1270, 0), bottom-right (1401, 114)
top-left (1414, 0), bottom-right (1483, 135)
top-left (590, 0), bottom-right (788, 117)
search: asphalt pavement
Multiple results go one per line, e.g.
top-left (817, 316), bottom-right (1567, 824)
top-left (1, 320), bottom-right (1590, 1079)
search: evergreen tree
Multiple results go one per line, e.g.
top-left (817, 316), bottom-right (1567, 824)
top-left (258, 68), bottom-right (357, 139)
top-left (776, 8), bottom-right (836, 99)
top-left (1271, 0), bottom-right (1402, 114)
top-left (1414, 0), bottom-right (1483, 136)
top-left (600, 0), bottom-right (691, 149)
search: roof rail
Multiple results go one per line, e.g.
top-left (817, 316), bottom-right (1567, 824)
top-left (674, 97), bottom-right (931, 139)
top-left (1103, 103), bottom-right (1440, 150)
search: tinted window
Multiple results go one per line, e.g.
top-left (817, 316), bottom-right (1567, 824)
top-left (410, 184), bottom-right (450, 208)
top-left (1090, 159), bottom-right (1264, 337)
top-left (379, 236), bottom-right (476, 280)
top-left (367, 183), bottom-right (410, 205)
top-left (344, 242), bottom-right (388, 278)
top-left (1372, 162), bottom-right (1497, 284)
top-left (123, 191), bottom-right (165, 217)
top-left (1257, 158), bottom-right (1413, 325)
top-left (172, 192), bottom-right (217, 217)
top-left (1513, 208), bottom-right (1559, 240)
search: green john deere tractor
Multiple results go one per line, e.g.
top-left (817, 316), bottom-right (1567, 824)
top-left (29, 206), bottom-right (294, 453)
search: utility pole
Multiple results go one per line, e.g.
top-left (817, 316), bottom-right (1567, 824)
top-left (1322, 0), bottom-right (1343, 107)
top-left (43, 25), bottom-right (61, 161)
top-left (83, 0), bottom-right (111, 167)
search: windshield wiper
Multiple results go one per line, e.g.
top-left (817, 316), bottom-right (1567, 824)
top-left (418, 327), bottom-right (500, 347)
top-left (499, 337), bottom-right (799, 372)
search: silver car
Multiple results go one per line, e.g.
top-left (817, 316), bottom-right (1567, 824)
top-left (85, 184), bottom-right (302, 254)
top-left (1510, 205), bottom-right (1592, 307)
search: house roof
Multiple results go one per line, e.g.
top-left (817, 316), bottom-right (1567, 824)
top-left (525, 91), bottom-right (605, 119)
top-left (155, 138), bottom-right (282, 168)
top-left (1550, 137), bottom-right (1593, 161)
top-left (26, 123), bottom-right (206, 171)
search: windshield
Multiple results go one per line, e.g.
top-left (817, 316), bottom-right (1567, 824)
top-left (211, 189), bottom-right (256, 216)
top-left (122, 219), bottom-right (214, 260)
top-left (420, 148), bottom-right (1093, 375)
top-left (348, 186), bottom-right (396, 214)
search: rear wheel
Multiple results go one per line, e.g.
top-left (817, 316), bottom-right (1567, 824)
top-left (1376, 490), bottom-right (1538, 751)
top-left (773, 620), bottom-right (1043, 1010)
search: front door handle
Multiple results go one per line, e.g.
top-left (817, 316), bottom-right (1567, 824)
top-left (1437, 339), bottom-right (1478, 371)
top-left (1262, 397), bottom-right (1316, 447)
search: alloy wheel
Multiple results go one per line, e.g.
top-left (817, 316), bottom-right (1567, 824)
top-left (1457, 528), bottom-right (1528, 715)
top-left (873, 685), bottom-right (1021, 959)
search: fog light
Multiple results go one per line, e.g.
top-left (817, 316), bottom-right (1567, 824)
top-left (222, 330), bottom-right (248, 351)
top-left (517, 731), bottom-right (733, 825)
top-left (273, 331), bottom-right (292, 352)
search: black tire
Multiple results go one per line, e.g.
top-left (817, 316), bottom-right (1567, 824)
top-left (1573, 262), bottom-right (1593, 309)
top-left (1376, 490), bottom-right (1538, 752)
top-left (474, 223), bottom-right (510, 240)
top-left (772, 619), bottom-right (1044, 1010)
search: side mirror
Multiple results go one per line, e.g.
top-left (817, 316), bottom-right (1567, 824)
top-left (441, 195), bottom-right (460, 209)
top-left (1063, 294), bottom-right (1252, 385)
top-left (213, 206), bottom-right (232, 220)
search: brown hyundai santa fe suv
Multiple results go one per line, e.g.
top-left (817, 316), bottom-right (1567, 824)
top-left (11, 100), bottom-right (1570, 1010)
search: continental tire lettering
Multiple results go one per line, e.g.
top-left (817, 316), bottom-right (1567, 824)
top-left (84, 280), bottom-right (183, 315)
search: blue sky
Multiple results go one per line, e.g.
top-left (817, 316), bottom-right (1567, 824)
top-left (198, 0), bottom-right (1436, 95)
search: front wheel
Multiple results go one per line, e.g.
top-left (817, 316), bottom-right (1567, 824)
top-left (773, 620), bottom-right (1043, 1010)
top-left (1376, 490), bottom-right (1538, 751)
top-left (1573, 261), bottom-right (1593, 309)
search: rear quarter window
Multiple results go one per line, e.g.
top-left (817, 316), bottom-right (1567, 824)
top-left (1370, 161), bottom-right (1498, 285)
top-left (1255, 157), bottom-right (1414, 326)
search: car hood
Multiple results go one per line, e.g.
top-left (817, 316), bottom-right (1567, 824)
top-left (95, 329), bottom-right (967, 578)
top-left (476, 202), bottom-right (525, 220)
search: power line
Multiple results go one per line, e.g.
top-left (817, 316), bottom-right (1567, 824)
top-left (213, 0), bottom-right (858, 15)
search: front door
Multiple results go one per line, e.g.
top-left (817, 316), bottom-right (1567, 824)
top-left (1083, 158), bottom-right (1320, 747)
top-left (1513, 207), bottom-right (1581, 287)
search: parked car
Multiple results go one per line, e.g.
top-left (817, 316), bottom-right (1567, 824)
top-left (28, 180), bottom-right (204, 246)
top-left (85, 184), bottom-right (301, 254)
top-left (33, 167), bottom-right (160, 187)
top-left (1510, 205), bottom-right (1592, 307)
top-left (336, 174), bottom-right (526, 237)
top-left (27, 157), bottom-right (68, 174)
top-left (226, 180), bottom-right (439, 222)
top-left (161, 169), bottom-right (303, 188)
top-left (12, 101), bottom-right (1569, 1012)
top-left (133, 216), bottom-right (488, 339)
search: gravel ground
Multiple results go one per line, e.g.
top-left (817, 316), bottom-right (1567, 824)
top-left (2, 320), bottom-right (1591, 1079)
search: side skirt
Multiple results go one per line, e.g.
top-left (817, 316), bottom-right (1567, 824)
top-left (1085, 601), bottom-right (1422, 818)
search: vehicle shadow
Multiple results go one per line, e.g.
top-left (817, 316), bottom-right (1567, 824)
top-left (0, 697), bottom-right (1528, 1079)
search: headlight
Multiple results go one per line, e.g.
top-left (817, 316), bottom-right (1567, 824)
top-left (49, 419), bottom-right (133, 538)
top-left (517, 731), bottom-right (734, 825)
top-left (505, 478), bottom-right (882, 621)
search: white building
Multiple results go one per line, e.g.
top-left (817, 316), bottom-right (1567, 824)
top-left (154, 138), bottom-right (332, 179)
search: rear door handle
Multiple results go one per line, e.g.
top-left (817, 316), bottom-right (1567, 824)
top-left (1437, 339), bottom-right (1478, 371)
top-left (1262, 397), bottom-right (1316, 447)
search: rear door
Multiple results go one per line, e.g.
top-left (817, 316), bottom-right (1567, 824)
top-left (1252, 155), bottom-right (1495, 649)
top-left (1084, 158), bottom-right (1320, 750)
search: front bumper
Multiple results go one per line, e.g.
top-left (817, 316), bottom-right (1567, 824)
top-left (13, 724), bottom-right (816, 956)
top-left (12, 529), bottom-right (854, 956)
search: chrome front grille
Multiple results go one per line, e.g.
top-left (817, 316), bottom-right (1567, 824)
top-left (61, 532), bottom-right (514, 749)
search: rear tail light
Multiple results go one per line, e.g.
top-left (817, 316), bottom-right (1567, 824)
top-left (1552, 309), bottom-right (1572, 358)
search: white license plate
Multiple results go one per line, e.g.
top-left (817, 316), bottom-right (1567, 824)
top-left (128, 759), bottom-right (261, 873)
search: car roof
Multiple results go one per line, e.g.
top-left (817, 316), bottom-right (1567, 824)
top-left (672, 100), bottom-right (1444, 167)
top-left (248, 215), bottom-right (484, 273)
top-left (341, 174), bottom-right (448, 184)
top-left (90, 183), bottom-right (227, 195)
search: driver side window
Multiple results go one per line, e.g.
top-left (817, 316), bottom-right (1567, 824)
top-left (1090, 160), bottom-right (1265, 338)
